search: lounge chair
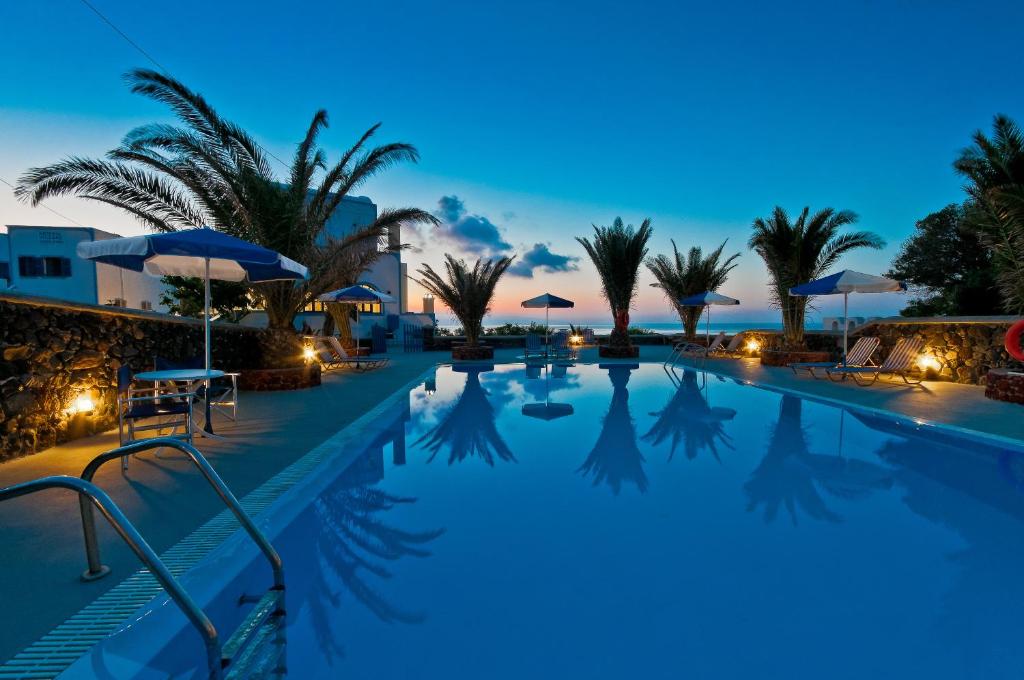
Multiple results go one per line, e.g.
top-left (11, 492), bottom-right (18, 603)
top-left (825, 337), bottom-right (925, 385)
top-left (525, 333), bottom-right (545, 359)
top-left (666, 332), bottom-right (726, 365)
top-left (790, 336), bottom-right (880, 379)
top-left (551, 331), bottom-right (576, 361)
top-left (709, 333), bottom-right (746, 358)
top-left (582, 328), bottom-right (596, 346)
top-left (320, 337), bottom-right (389, 371)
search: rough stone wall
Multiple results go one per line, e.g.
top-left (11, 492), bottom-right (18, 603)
top-left (0, 294), bottom-right (264, 459)
top-left (859, 319), bottom-right (1020, 385)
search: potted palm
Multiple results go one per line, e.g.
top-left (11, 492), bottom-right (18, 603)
top-left (416, 254), bottom-right (514, 360)
top-left (577, 217), bottom-right (653, 358)
top-left (646, 239), bottom-right (741, 340)
top-left (748, 206), bottom-right (883, 366)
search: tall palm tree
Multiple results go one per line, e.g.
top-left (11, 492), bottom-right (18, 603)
top-left (646, 239), bottom-right (740, 339)
top-left (576, 217), bottom-right (653, 351)
top-left (16, 68), bottom-right (437, 331)
top-left (748, 207), bottom-right (883, 348)
top-left (953, 114), bottom-right (1024, 313)
top-left (415, 255), bottom-right (514, 348)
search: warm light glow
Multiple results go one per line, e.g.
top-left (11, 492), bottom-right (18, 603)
top-left (745, 339), bottom-right (761, 353)
top-left (917, 354), bottom-right (941, 372)
top-left (303, 347), bottom-right (316, 362)
top-left (570, 335), bottom-right (583, 345)
top-left (69, 393), bottom-right (95, 415)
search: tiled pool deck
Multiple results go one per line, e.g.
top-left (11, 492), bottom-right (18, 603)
top-left (0, 345), bottom-right (1021, 672)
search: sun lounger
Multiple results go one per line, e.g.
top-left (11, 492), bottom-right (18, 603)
top-left (320, 337), bottom-right (389, 371)
top-left (525, 333), bottom-right (545, 359)
top-left (825, 337), bottom-right (924, 385)
top-left (709, 333), bottom-right (746, 358)
top-left (666, 332), bottom-right (725, 365)
top-left (791, 336), bottom-right (880, 379)
top-left (551, 331), bottom-right (576, 360)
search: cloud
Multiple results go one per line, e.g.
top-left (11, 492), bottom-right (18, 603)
top-left (507, 242), bottom-right (581, 278)
top-left (432, 195), bottom-right (512, 255)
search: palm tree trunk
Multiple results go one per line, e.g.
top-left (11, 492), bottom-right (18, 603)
top-left (611, 308), bottom-right (631, 347)
top-left (680, 306), bottom-right (702, 340)
top-left (781, 296), bottom-right (807, 348)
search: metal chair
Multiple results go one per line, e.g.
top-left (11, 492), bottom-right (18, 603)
top-left (154, 356), bottom-right (239, 422)
top-left (116, 365), bottom-right (195, 469)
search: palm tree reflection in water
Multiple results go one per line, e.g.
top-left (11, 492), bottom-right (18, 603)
top-left (745, 396), bottom-right (893, 525)
top-left (643, 369), bottom-right (735, 462)
top-left (305, 451), bottom-right (445, 663)
top-left (416, 364), bottom-right (515, 465)
top-left (578, 364), bottom-right (648, 495)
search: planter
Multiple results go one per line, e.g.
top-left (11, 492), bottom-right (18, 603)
top-left (238, 365), bottom-right (321, 391)
top-left (760, 349), bottom-right (830, 367)
top-left (598, 344), bottom-right (640, 358)
top-left (985, 368), bottom-right (1024, 404)
top-left (452, 345), bottom-right (494, 360)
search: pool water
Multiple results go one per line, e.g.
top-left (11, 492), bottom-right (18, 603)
top-left (271, 362), bottom-right (1024, 679)
top-left (72, 361), bottom-right (1024, 679)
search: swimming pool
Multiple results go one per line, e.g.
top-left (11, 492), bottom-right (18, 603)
top-left (64, 361), bottom-right (1024, 679)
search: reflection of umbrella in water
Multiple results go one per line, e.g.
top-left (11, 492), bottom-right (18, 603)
top-left (745, 396), bottom-right (893, 525)
top-left (577, 364), bottom-right (647, 495)
top-left (522, 363), bottom-right (574, 422)
top-left (643, 369), bottom-right (735, 461)
top-left (416, 364), bottom-right (515, 465)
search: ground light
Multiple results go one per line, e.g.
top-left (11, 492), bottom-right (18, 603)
top-left (744, 339), bottom-right (761, 354)
top-left (68, 392), bottom-right (95, 415)
top-left (917, 354), bottom-right (941, 375)
top-left (303, 346), bottom-right (317, 363)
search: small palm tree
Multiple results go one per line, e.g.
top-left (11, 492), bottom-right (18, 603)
top-left (415, 254), bottom-right (514, 348)
top-left (16, 68), bottom-right (437, 331)
top-left (953, 114), bottom-right (1024, 313)
top-left (576, 217), bottom-right (653, 351)
top-left (646, 239), bottom-right (740, 339)
top-left (748, 207), bottom-right (883, 348)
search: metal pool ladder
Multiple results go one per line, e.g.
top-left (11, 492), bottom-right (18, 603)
top-left (0, 437), bottom-right (286, 680)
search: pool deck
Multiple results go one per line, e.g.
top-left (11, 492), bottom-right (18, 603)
top-left (0, 344), bottom-right (1021, 666)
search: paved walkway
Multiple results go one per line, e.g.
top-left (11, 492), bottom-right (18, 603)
top-left (1, 344), bottom-right (1021, 663)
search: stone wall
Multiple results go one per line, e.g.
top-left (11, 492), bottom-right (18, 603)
top-left (0, 293), bottom-right (266, 459)
top-left (857, 317), bottom-right (1021, 385)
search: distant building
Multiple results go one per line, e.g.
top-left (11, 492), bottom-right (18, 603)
top-left (0, 225), bottom-right (169, 312)
top-left (822, 316), bottom-right (880, 332)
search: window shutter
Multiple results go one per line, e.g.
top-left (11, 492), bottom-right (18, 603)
top-left (60, 257), bottom-right (71, 277)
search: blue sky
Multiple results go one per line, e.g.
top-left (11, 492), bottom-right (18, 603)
top-left (2, 0), bottom-right (1022, 325)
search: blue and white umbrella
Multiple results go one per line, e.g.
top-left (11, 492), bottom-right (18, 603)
top-left (318, 285), bottom-right (396, 349)
top-left (77, 227), bottom-right (308, 373)
top-left (789, 270), bottom-right (906, 362)
top-left (679, 291), bottom-right (740, 348)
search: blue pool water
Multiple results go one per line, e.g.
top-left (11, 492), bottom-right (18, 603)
top-left (70, 362), bottom-right (1024, 679)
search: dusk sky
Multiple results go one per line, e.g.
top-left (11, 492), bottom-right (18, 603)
top-left (3, 0), bottom-right (1023, 327)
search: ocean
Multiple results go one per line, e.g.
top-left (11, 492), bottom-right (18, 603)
top-left (435, 320), bottom-right (787, 336)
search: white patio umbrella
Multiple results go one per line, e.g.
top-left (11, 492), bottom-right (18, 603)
top-left (789, 270), bottom-right (906, 364)
top-left (318, 285), bottom-right (395, 349)
top-left (678, 291), bottom-right (741, 347)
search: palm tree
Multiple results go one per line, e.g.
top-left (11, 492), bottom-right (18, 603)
top-left (642, 370), bottom-right (735, 462)
top-left (415, 255), bottom-right (514, 349)
top-left (953, 114), bottom-right (1024, 313)
top-left (16, 68), bottom-right (437, 332)
top-left (577, 365), bottom-right (647, 495)
top-left (748, 207), bottom-right (883, 348)
top-left (576, 217), bottom-right (653, 352)
top-left (646, 239), bottom-right (740, 339)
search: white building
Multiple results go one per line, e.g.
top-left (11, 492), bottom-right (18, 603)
top-left (0, 225), bottom-right (169, 311)
top-left (238, 195), bottom-right (434, 336)
top-left (822, 316), bottom-right (881, 332)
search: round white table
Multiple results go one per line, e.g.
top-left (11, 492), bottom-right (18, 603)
top-left (135, 369), bottom-right (226, 436)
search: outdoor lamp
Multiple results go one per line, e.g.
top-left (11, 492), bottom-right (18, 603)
top-left (69, 392), bottom-right (95, 415)
top-left (745, 339), bottom-right (761, 353)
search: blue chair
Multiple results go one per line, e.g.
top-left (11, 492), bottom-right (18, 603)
top-left (116, 365), bottom-right (194, 469)
top-left (525, 333), bottom-right (544, 359)
top-left (154, 355), bottom-right (239, 421)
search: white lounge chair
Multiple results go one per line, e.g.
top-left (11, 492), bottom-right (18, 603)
top-left (825, 337), bottom-right (924, 386)
top-left (666, 332), bottom-right (725, 365)
top-left (791, 336), bottom-right (880, 379)
top-left (320, 337), bottom-right (389, 371)
top-left (709, 333), bottom-right (746, 358)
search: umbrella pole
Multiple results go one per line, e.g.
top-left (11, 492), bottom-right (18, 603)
top-left (546, 306), bottom-right (550, 359)
top-left (203, 257), bottom-right (214, 434)
top-left (843, 292), bottom-right (849, 366)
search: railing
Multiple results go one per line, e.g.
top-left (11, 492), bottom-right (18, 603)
top-left (0, 476), bottom-right (222, 678)
top-left (0, 437), bottom-right (288, 680)
top-left (78, 438), bottom-right (284, 591)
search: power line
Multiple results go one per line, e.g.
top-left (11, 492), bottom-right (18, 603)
top-left (78, 0), bottom-right (292, 171)
top-left (0, 176), bottom-right (86, 227)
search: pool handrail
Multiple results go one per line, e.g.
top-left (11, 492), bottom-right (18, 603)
top-left (78, 437), bottom-right (285, 592)
top-left (0, 475), bottom-right (223, 679)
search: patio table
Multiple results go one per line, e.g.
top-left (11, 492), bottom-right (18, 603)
top-left (135, 368), bottom-right (226, 437)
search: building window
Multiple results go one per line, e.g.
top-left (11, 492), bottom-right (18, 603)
top-left (356, 302), bottom-right (382, 314)
top-left (18, 256), bottom-right (71, 278)
top-left (302, 300), bottom-right (328, 313)
top-left (140, 300), bottom-right (153, 311)
top-left (0, 262), bottom-right (9, 280)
